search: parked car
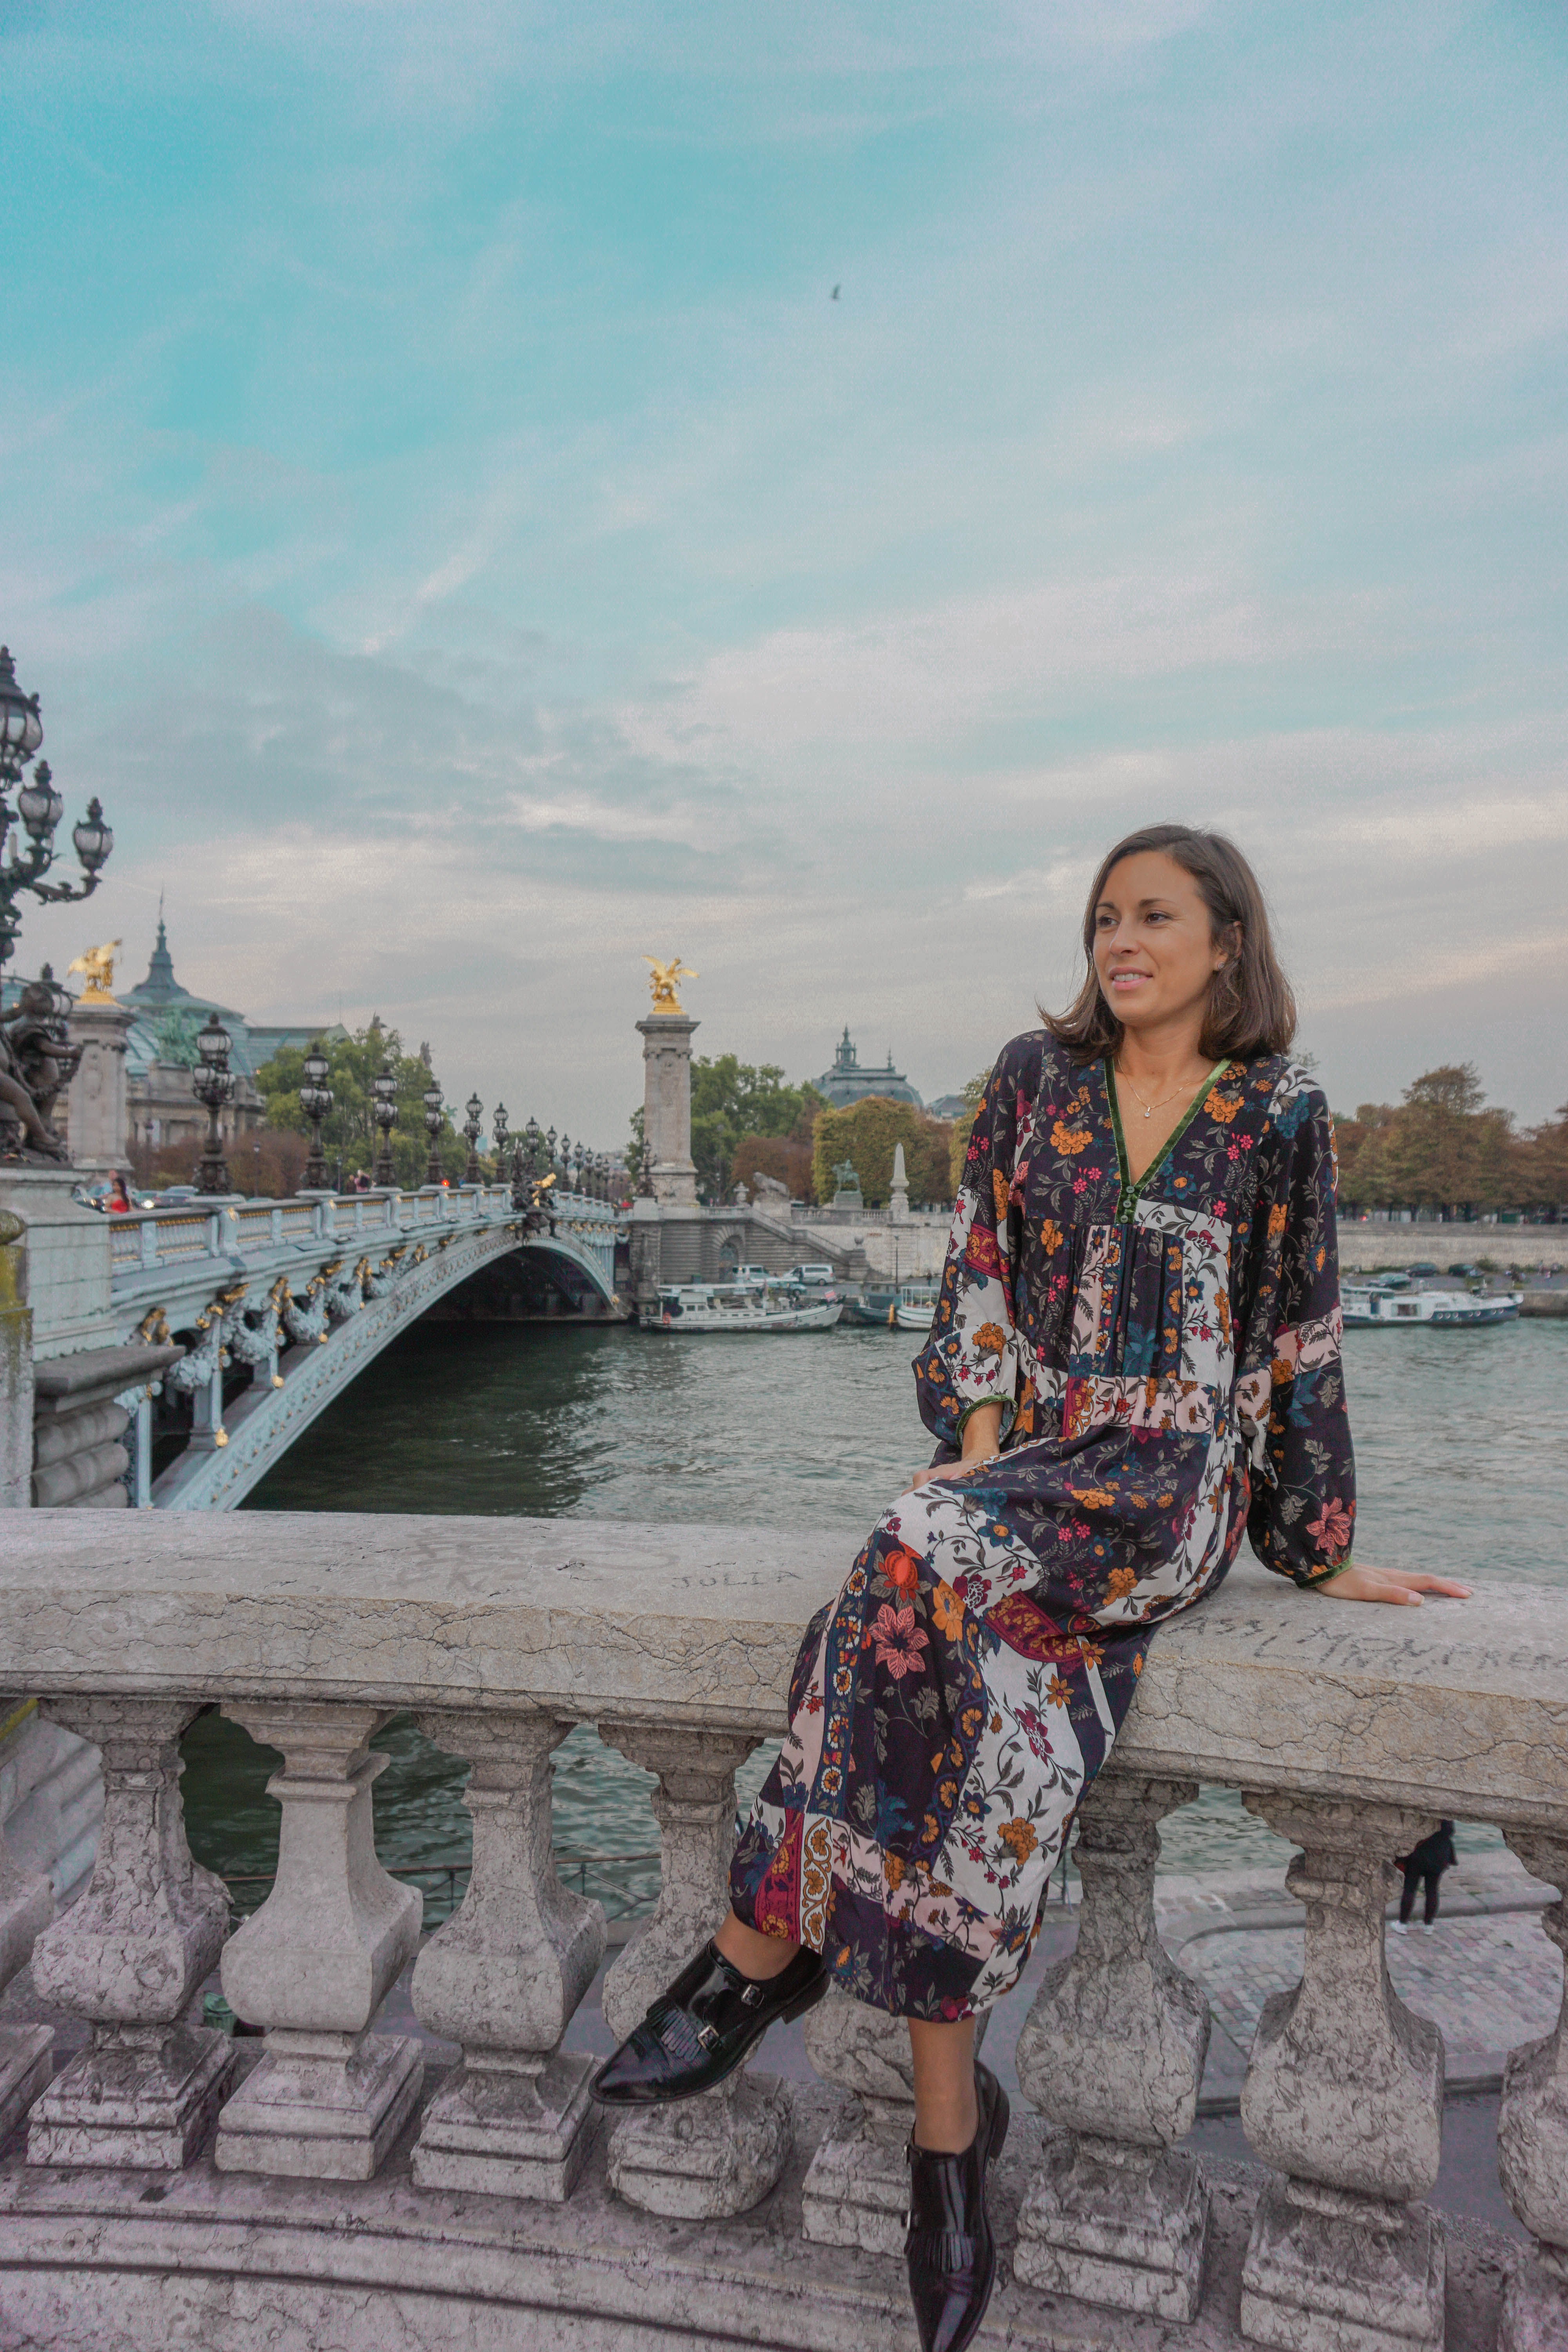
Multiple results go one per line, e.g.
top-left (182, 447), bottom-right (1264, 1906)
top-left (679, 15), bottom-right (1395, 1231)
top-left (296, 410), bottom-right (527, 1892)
top-left (1405, 1261), bottom-right (1440, 1278)
top-left (156, 1185), bottom-right (201, 1204)
top-left (788, 1263), bottom-right (836, 1284)
top-left (1446, 1262), bottom-right (1485, 1280)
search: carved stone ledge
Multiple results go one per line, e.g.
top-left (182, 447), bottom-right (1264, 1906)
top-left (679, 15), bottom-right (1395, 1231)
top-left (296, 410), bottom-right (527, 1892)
top-left (1013, 1773), bottom-right (1209, 2322)
top-left (28, 1697), bottom-right (232, 2169)
top-left (214, 1704), bottom-right (421, 2182)
top-left (0, 1815), bottom-right (53, 2141)
top-left (599, 1726), bottom-right (790, 2219)
top-left (408, 1711), bottom-right (605, 2203)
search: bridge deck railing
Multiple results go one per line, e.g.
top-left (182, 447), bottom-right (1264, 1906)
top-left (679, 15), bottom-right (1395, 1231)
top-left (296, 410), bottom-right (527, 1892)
top-left (0, 1519), bottom-right (1561, 2348)
top-left (106, 1183), bottom-right (619, 1278)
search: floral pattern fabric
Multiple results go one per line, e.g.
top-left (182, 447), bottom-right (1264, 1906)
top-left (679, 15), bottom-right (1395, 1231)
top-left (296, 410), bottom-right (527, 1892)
top-left (729, 1033), bottom-right (1354, 2019)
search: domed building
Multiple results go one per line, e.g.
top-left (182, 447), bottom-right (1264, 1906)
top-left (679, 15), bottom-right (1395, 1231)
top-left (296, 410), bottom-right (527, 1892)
top-left (817, 1027), bottom-right (922, 1109)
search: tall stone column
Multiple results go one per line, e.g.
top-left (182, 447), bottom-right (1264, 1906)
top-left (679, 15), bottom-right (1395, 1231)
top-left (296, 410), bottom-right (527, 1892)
top-left (1238, 1795), bottom-right (1446, 2352)
top-left (636, 1014), bottom-right (699, 1207)
top-left (0, 1214), bottom-right (33, 1511)
top-left (599, 1724), bottom-right (791, 2216)
top-left (65, 1001), bottom-right (135, 1172)
top-left (1496, 1831), bottom-right (1568, 2352)
top-left (1013, 1774), bottom-right (1210, 2320)
top-left (28, 1697), bottom-right (234, 2168)
top-left (408, 1711), bottom-right (605, 2201)
top-left (0, 1750), bottom-right (54, 2136)
top-left (215, 1704), bottom-right (423, 2180)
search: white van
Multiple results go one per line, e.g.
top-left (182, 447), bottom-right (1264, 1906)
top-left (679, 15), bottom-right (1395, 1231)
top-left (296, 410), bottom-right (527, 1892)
top-left (789, 1263), bottom-right (836, 1285)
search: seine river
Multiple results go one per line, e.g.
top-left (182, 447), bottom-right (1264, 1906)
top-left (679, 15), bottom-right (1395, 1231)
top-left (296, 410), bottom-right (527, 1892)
top-left (176, 1318), bottom-right (1568, 1921)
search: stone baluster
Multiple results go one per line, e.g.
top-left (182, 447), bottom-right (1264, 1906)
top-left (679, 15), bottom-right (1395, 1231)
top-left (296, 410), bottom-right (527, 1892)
top-left (1012, 1773), bottom-right (1210, 2321)
top-left (0, 1731), bottom-right (55, 2136)
top-left (408, 1711), bottom-right (605, 2201)
top-left (599, 1726), bottom-right (791, 2217)
top-left (1237, 1795), bottom-right (1446, 2352)
top-left (800, 1990), bottom-right (949, 2255)
top-left (214, 1704), bottom-right (423, 2180)
top-left (1495, 1831), bottom-right (1568, 2352)
top-left (28, 1697), bottom-right (234, 2167)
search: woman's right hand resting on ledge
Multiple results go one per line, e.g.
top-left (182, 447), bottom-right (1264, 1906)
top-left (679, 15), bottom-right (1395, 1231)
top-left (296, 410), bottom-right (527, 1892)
top-left (1316, 1563), bottom-right (1471, 1607)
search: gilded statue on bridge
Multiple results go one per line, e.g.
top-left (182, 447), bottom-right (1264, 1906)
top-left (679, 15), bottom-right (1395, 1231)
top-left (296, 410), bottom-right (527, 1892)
top-left (66, 940), bottom-right (121, 1005)
top-left (643, 955), bottom-right (698, 1015)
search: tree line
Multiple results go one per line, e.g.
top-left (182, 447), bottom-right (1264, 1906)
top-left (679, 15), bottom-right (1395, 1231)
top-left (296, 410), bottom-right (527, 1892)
top-left (1334, 1065), bottom-right (1565, 1220)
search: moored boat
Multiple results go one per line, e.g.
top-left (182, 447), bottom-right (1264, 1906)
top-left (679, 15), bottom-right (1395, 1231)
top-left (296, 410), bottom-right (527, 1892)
top-left (1341, 1281), bottom-right (1522, 1329)
top-left (649, 1282), bottom-right (844, 1333)
top-left (892, 1280), bottom-right (940, 1332)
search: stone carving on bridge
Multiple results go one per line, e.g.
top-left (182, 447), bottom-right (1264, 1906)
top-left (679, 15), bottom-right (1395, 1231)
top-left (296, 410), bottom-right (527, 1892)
top-left (0, 973), bottom-right (80, 1162)
top-left (643, 955), bottom-right (698, 1015)
top-left (65, 939), bottom-right (121, 1004)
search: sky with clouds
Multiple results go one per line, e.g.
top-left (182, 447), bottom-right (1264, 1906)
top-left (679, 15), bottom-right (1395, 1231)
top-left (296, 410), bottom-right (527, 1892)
top-left (3, 0), bottom-right (1566, 1142)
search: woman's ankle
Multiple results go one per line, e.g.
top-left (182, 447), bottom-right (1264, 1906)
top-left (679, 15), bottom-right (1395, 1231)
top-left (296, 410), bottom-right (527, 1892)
top-left (713, 1911), bottom-right (801, 1981)
top-left (912, 2083), bottom-right (980, 2156)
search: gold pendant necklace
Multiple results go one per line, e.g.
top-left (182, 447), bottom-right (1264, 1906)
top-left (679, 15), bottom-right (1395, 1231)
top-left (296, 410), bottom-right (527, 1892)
top-left (1117, 1064), bottom-right (1200, 1121)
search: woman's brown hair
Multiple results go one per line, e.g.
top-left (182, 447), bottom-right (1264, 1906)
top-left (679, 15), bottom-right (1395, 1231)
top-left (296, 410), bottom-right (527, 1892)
top-left (1042, 823), bottom-right (1296, 1063)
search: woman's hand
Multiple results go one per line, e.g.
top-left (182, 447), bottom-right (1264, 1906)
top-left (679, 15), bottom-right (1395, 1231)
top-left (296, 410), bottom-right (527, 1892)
top-left (909, 1403), bottom-right (1004, 1492)
top-left (1316, 1563), bottom-right (1472, 1606)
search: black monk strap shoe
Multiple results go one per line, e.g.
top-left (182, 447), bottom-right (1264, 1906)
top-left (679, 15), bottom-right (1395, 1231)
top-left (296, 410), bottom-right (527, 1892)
top-left (590, 1939), bottom-right (827, 2107)
top-left (904, 2061), bottom-right (1010, 2352)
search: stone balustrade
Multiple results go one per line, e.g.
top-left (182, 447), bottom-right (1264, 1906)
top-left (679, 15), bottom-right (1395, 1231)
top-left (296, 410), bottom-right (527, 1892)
top-left (0, 1514), bottom-right (1562, 2352)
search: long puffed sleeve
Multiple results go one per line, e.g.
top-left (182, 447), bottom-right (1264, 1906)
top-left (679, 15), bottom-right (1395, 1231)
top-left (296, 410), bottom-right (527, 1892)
top-left (913, 1038), bottom-right (1034, 1452)
top-left (1236, 1073), bottom-right (1356, 1585)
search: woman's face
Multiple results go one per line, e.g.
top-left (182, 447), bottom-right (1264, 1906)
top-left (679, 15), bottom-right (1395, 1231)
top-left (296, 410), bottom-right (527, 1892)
top-left (1091, 850), bottom-right (1230, 1039)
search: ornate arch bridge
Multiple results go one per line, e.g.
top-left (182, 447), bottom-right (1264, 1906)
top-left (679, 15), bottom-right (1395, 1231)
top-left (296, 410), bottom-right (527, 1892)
top-left (106, 1185), bottom-right (624, 1511)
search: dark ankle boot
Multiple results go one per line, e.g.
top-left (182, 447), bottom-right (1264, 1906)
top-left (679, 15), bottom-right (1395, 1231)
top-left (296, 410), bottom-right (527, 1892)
top-left (590, 1939), bottom-right (826, 2107)
top-left (904, 2062), bottom-right (1010, 2352)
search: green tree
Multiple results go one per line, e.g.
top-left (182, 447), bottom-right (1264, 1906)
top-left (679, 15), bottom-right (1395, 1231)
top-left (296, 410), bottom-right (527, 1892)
top-left (811, 1097), bottom-right (953, 1209)
top-left (253, 1022), bottom-right (465, 1187)
top-left (1382, 1064), bottom-right (1514, 1217)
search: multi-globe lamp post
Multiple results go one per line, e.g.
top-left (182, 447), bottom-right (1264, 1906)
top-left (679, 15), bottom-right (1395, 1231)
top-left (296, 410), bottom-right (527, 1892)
top-left (463, 1092), bottom-right (484, 1185)
top-left (423, 1078), bottom-right (446, 1186)
top-left (192, 1014), bottom-right (236, 1196)
top-left (298, 1042), bottom-right (334, 1192)
top-left (372, 1065), bottom-right (398, 1186)
top-left (491, 1104), bottom-right (508, 1188)
top-left (0, 644), bottom-right (114, 979)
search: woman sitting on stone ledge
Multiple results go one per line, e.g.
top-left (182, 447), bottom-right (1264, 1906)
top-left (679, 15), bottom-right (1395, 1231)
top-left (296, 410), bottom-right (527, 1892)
top-left (592, 821), bottom-right (1470, 2352)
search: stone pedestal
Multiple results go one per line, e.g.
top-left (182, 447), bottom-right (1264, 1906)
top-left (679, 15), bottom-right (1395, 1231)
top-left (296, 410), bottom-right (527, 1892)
top-left (216, 1705), bottom-right (422, 2181)
top-left (0, 1167), bottom-right (113, 1357)
top-left (0, 1798), bottom-right (54, 2138)
top-left (65, 1001), bottom-right (134, 1172)
top-left (28, 1698), bottom-right (233, 2168)
top-left (0, 1214), bottom-right (32, 1512)
top-left (636, 1015), bottom-right (699, 1208)
top-left (1238, 1796), bottom-right (1446, 2352)
top-left (600, 1725), bottom-right (791, 2218)
top-left (1495, 1832), bottom-right (1568, 2352)
top-left (1013, 1774), bottom-right (1210, 2321)
top-left (409, 1711), bottom-right (605, 2202)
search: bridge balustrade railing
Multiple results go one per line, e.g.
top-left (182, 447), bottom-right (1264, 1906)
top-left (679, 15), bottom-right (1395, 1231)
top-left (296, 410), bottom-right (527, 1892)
top-left (0, 1517), bottom-right (1561, 2347)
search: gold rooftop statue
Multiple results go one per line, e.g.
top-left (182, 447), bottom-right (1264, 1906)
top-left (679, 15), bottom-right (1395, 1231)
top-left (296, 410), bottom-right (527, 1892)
top-left (65, 940), bottom-right (121, 1005)
top-left (643, 955), bottom-right (698, 1015)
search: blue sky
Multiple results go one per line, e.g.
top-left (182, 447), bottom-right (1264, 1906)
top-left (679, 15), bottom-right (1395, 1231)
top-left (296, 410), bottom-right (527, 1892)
top-left (4, 0), bottom-right (1566, 1139)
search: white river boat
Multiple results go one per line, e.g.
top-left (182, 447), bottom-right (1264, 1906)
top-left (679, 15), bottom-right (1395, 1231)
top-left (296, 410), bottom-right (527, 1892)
top-left (892, 1281), bottom-right (940, 1332)
top-left (1340, 1282), bottom-right (1522, 1329)
top-left (650, 1283), bottom-right (844, 1333)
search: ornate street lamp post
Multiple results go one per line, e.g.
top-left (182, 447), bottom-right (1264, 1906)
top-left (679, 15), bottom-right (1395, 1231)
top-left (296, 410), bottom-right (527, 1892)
top-left (193, 1014), bottom-right (236, 1196)
top-left (371, 1064), bottom-right (397, 1186)
top-left (0, 646), bottom-right (114, 978)
top-left (546, 1126), bottom-right (558, 1180)
top-left (298, 1040), bottom-right (334, 1191)
top-left (462, 1092), bottom-right (484, 1184)
top-left (491, 1102), bottom-right (508, 1187)
top-left (423, 1078), bottom-right (446, 1186)
top-left (525, 1115), bottom-right (542, 1176)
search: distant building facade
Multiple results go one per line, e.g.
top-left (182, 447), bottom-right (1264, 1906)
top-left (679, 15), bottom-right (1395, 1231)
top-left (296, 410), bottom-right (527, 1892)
top-left (817, 1027), bottom-right (922, 1109)
top-left (121, 918), bottom-right (345, 1156)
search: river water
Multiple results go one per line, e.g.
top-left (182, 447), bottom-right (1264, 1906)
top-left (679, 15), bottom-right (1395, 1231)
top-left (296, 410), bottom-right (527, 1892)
top-left (175, 1317), bottom-right (1567, 1922)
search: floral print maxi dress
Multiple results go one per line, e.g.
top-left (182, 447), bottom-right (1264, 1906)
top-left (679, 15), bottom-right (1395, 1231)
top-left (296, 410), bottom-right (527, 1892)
top-left (729, 1034), bottom-right (1355, 2021)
